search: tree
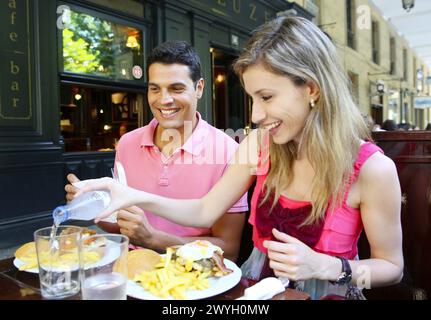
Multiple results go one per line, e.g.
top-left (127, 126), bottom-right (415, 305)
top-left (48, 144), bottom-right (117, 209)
top-left (62, 11), bottom-right (116, 76)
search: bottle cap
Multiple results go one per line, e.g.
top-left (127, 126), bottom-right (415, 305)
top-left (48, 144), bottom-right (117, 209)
top-left (53, 206), bottom-right (69, 226)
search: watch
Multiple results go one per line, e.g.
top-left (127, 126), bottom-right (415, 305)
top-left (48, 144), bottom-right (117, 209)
top-left (331, 256), bottom-right (352, 285)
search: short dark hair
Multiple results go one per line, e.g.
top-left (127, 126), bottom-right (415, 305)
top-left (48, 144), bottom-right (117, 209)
top-left (147, 40), bottom-right (202, 84)
top-left (381, 119), bottom-right (397, 131)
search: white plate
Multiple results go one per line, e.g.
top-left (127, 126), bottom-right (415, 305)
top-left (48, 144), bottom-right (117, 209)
top-left (127, 258), bottom-right (242, 300)
top-left (13, 258), bottom-right (38, 273)
top-left (13, 240), bottom-right (120, 274)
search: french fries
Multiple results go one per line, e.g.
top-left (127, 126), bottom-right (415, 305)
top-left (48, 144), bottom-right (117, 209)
top-left (133, 253), bottom-right (211, 300)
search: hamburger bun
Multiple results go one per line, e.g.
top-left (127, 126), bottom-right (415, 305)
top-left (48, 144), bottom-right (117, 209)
top-left (15, 239), bottom-right (51, 259)
top-left (14, 242), bottom-right (36, 260)
top-left (127, 249), bottom-right (161, 280)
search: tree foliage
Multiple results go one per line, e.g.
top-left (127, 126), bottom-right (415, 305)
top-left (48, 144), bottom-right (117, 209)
top-left (62, 11), bottom-right (116, 76)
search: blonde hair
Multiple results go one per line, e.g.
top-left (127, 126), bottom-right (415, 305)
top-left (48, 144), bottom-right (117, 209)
top-left (234, 16), bottom-right (371, 225)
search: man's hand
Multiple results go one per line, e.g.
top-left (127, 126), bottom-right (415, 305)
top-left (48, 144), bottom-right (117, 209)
top-left (117, 206), bottom-right (158, 249)
top-left (65, 173), bottom-right (80, 202)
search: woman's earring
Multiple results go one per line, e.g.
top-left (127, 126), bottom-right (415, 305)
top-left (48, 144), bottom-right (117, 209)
top-left (310, 99), bottom-right (315, 108)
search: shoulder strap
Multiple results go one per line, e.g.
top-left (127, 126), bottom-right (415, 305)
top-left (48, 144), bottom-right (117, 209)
top-left (341, 142), bottom-right (384, 204)
top-left (351, 142), bottom-right (384, 182)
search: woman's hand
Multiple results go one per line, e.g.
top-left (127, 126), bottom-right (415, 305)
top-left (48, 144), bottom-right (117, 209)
top-left (263, 228), bottom-right (329, 281)
top-left (75, 177), bottom-right (142, 223)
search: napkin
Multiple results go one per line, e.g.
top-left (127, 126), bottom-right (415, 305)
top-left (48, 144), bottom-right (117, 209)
top-left (236, 277), bottom-right (288, 300)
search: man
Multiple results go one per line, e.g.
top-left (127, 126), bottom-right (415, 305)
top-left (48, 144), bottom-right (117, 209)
top-left (65, 41), bottom-right (247, 261)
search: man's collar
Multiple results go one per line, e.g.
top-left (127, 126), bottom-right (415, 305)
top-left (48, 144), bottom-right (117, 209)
top-left (140, 112), bottom-right (209, 156)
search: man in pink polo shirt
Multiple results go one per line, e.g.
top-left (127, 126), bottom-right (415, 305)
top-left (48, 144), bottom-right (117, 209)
top-left (65, 41), bottom-right (248, 261)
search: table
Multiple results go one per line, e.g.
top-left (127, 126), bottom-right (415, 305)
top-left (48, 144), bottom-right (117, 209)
top-left (0, 257), bottom-right (310, 300)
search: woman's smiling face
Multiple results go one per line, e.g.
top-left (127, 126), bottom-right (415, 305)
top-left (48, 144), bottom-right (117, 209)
top-left (242, 63), bottom-right (316, 145)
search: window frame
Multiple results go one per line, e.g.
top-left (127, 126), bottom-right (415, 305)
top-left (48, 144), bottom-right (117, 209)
top-left (57, 1), bottom-right (150, 88)
top-left (371, 19), bottom-right (380, 65)
top-left (346, 0), bottom-right (356, 50)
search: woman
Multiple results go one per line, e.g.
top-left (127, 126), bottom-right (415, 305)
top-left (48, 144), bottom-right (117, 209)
top-left (78, 16), bottom-right (403, 299)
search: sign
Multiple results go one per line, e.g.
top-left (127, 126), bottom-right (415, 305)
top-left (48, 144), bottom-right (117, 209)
top-left (182, 0), bottom-right (279, 31)
top-left (414, 96), bottom-right (431, 109)
top-left (0, 0), bottom-right (32, 122)
top-left (132, 65), bottom-right (143, 79)
top-left (377, 83), bottom-right (385, 94)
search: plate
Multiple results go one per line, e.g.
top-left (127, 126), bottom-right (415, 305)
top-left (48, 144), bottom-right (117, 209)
top-left (14, 240), bottom-right (120, 274)
top-left (13, 258), bottom-right (38, 273)
top-left (126, 258), bottom-right (242, 300)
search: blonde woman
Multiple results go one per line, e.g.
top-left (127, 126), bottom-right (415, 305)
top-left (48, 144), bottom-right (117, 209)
top-left (77, 16), bottom-right (403, 299)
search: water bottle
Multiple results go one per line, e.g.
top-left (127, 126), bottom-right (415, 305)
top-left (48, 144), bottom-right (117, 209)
top-left (53, 191), bottom-right (110, 226)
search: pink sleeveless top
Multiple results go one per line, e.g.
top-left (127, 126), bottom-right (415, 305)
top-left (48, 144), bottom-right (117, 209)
top-left (249, 142), bottom-right (383, 260)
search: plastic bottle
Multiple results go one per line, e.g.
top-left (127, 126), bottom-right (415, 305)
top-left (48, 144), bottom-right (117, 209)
top-left (53, 191), bottom-right (110, 226)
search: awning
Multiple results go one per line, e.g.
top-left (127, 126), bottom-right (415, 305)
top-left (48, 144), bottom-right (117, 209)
top-left (414, 96), bottom-right (431, 109)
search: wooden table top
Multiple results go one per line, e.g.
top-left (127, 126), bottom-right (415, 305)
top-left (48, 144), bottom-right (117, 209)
top-left (0, 257), bottom-right (310, 300)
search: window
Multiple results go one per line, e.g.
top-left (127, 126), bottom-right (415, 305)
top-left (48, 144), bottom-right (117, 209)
top-left (60, 84), bottom-right (143, 152)
top-left (388, 90), bottom-right (399, 122)
top-left (60, 8), bottom-right (144, 82)
top-left (417, 66), bottom-right (424, 93)
top-left (348, 71), bottom-right (359, 104)
top-left (346, 0), bottom-right (356, 49)
top-left (403, 49), bottom-right (408, 81)
top-left (305, 0), bottom-right (320, 25)
top-left (390, 37), bottom-right (396, 75)
top-left (371, 20), bottom-right (380, 64)
top-left (58, 5), bottom-right (147, 152)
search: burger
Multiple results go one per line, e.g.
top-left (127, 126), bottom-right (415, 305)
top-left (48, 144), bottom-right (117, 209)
top-left (170, 240), bottom-right (232, 277)
top-left (127, 248), bottom-right (161, 280)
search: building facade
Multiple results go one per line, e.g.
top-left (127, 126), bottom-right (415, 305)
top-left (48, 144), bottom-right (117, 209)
top-left (0, 0), bottom-right (313, 250)
top-left (4, 0), bottom-right (428, 251)
top-left (294, 0), bottom-right (431, 128)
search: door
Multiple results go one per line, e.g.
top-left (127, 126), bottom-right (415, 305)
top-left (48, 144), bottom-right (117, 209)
top-left (211, 47), bottom-right (250, 133)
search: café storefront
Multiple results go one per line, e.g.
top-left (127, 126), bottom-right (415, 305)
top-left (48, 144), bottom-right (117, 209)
top-left (0, 0), bottom-right (312, 249)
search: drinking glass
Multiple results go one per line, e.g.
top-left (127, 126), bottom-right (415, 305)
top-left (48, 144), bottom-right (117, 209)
top-left (34, 225), bottom-right (82, 299)
top-left (80, 234), bottom-right (129, 300)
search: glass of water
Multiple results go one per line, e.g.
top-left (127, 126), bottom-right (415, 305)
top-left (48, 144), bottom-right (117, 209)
top-left (80, 234), bottom-right (129, 300)
top-left (34, 225), bottom-right (82, 299)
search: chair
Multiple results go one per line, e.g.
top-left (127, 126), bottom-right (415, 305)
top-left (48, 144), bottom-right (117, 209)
top-left (358, 131), bottom-right (431, 300)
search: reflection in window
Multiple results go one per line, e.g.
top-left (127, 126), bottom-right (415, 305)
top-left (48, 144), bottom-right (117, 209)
top-left (62, 9), bottom-right (143, 81)
top-left (60, 84), bottom-right (143, 152)
top-left (212, 48), bottom-right (248, 132)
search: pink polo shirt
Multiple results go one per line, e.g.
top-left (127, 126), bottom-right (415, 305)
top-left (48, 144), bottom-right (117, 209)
top-left (115, 113), bottom-right (248, 237)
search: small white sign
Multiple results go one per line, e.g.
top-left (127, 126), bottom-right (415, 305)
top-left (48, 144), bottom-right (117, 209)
top-left (231, 34), bottom-right (239, 46)
top-left (414, 96), bottom-right (431, 109)
top-left (132, 65), bottom-right (143, 79)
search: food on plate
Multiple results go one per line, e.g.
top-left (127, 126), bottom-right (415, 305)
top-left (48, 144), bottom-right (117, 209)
top-left (133, 240), bottom-right (232, 299)
top-left (14, 227), bottom-right (102, 271)
top-left (59, 227), bottom-right (104, 249)
top-left (127, 248), bottom-right (161, 280)
top-left (14, 242), bottom-right (37, 261)
top-left (173, 240), bottom-right (233, 277)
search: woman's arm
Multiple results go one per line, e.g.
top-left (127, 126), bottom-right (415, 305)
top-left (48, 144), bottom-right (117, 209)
top-left (78, 130), bottom-right (260, 228)
top-left (347, 151), bottom-right (404, 286)
top-left (265, 152), bottom-right (404, 287)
